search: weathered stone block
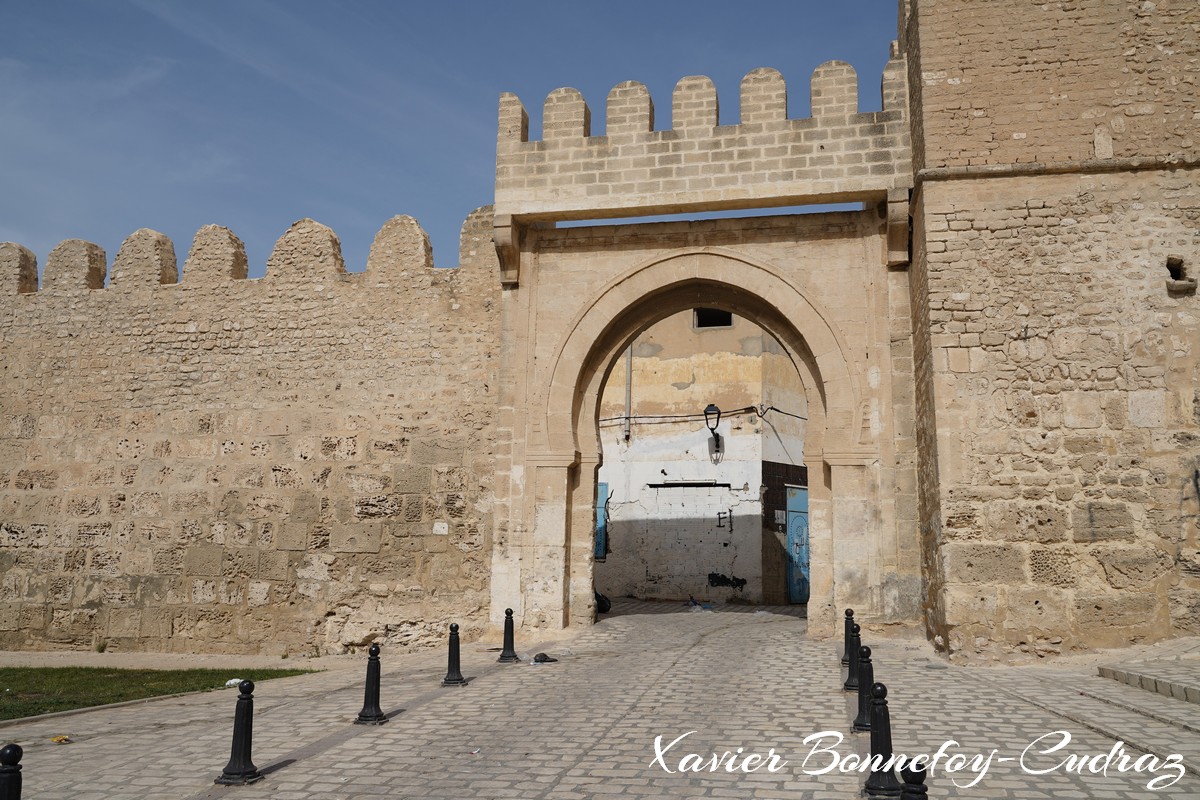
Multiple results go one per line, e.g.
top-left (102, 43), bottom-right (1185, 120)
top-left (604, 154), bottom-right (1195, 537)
top-left (442, 493), bottom-right (467, 519)
top-left (191, 579), bottom-right (217, 604)
top-left (942, 542), bottom-right (1026, 584)
top-left (223, 547), bottom-right (258, 579)
top-left (1091, 545), bottom-right (1173, 589)
top-left (340, 468), bottom-right (392, 493)
top-left (370, 437), bottom-right (408, 458)
top-left (170, 491), bottom-right (211, 513)
top-left (354, 493), bottom-right (404, 518)
top-left (1128, 390), bottom-right (1166, 428)
top-left (1074, 592), bottom-right (1160, 630)
top-left (20, 605), bottom-right (47, 633)
top-left (309, 524), bottom-right (331, 549)
top-left (0, 523), bottom-right (27, 548)
top-left (275, 523), bottom-right (308, 552)
top-left (174, 438), bottom-right (216, 459)
top-left (0, 242), bottom-right (38, 294)
top-left (270, 465), bottom-right (301, 488)
top-left (434, 467), bottom-right (470, 492)
top-left (290, 493), bottom-right (321, 522)
top-left (5, 415), bottom-right (36, 439)
top-left (1169, 588), bottom-right (1200, 634)
top-left (332, 524), bottom-right (383, 554)
top-left (151, 548), bottom-right (183, 575)
top-left (63, 548), bottom-right (87, 571)
top-left (183, 545), bottom-right (222, 577)
top-left (76, 522), bottom-right (112, 548)
top-left (411, 441), bottom-right (462, 466)
top-left (1003, 587), bottom-right (1071, 635)
top-left (14, 469), bottom-right (58, 490)
top-left (986, 501), bottom-right (1070, 543)
top-left (257, 550), bottom-right (290, 581)
top-left (1072, 501), bottom-right (1134, 542)
top-left (1028, 547), bottom-right (1079, 587)
top-left (89, 549), bottom-right (123, 577)
top-left (321, 436), bottom-right (359, 460)
top-left (219, 580), bottom-right (245, 605)
top-left (1063, 435), bottom-right (1105, 454)
top-left (50, 607), bottom-right (100, 637)
top-left (107, 608), bottom-right (142, 637)
top-left (393, 462), bottom-right (432, 494)
top-left (1062, 392), bottom-right (1103, 429)
top-left (66, 494), bottom-right (103, 517)
top-left (247, 580), bottom-right (271, 607)
top-left (245, 494), bottom-right (285, 519)
top-left (130, 491), bottom-right (162, 515)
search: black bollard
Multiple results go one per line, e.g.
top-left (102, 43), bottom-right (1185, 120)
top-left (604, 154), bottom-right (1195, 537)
top-left (215, 680), bottom-right (263, 786)
top-left (841, 608), bottom-right (855, 666)
top-left (497, 608), bottom-right (519, 663)
top-left (900, 763), bottom-right (928, 800)
top-left (843, 623), bottom-right (861, 692)
top-left (442, 623), bottom-right (468, 686)
top-left (864, 682), bottom-right (903, 799)
top-left (852, 645), bottom-right (874, 732)
top-left (355, 642), bottom-right (388, 725)
top-left (0, 743), bottom-right (21, 800)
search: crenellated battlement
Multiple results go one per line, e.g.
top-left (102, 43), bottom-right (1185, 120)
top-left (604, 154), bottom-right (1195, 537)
top-left (0, 204), bottom-right (502, 657)
top-left (0, 211), bottom-right (493, 301)
top-left (496, 49), bottom-right (909, 211)
top-left (492, 48), bottom-right (912, 284)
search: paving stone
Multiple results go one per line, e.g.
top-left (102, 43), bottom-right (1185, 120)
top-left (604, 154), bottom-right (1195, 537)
top-left (1, 605), bottom-right (1197, 798)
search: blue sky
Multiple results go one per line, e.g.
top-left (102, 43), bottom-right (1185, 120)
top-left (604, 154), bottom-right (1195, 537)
top-left (1, 1), bottom-right (899, 277)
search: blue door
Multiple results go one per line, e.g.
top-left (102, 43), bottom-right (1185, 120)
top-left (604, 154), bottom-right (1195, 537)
top-left (594, 482), bottom-right (608, 560)
top-left (785, 486), bottom-right (810, 603)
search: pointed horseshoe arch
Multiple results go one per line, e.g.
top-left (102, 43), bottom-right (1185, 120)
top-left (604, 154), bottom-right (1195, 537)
top-left (509, 247), bottom-right (867, 635)
top-left (541, 248), bottom-right (861, 462)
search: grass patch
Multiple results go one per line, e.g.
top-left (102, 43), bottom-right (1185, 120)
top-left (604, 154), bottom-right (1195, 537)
top-left (0, 667), bottom-right (314, 721)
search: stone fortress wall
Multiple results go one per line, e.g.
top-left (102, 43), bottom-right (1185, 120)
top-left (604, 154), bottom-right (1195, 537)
top-left (0, 212), bottom-right (501, 654)
top-left (0, 0), bottom-right (1197, 662)
top-left (905, 0), bottom-right (1200, 658)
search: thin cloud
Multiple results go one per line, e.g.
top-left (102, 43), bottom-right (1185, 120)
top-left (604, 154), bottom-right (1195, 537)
top-left (127, 1), bottom-right (482, 147)
top-left (163, 146), bottom-right (243, 185)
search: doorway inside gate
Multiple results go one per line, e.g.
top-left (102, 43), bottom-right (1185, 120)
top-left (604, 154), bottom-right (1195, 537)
top-left (592, 308), bottom-right (808, 607)
top-left (786, 485), bottom-right (810, 603)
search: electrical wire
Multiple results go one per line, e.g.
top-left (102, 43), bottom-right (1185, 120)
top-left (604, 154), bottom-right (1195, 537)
top-left (757, 404), bottom-right (808, 421)
top-left (597, 404), bottom-right (807, 424)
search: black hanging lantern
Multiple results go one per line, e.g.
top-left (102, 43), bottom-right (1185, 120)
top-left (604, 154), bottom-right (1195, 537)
top-left (703, 404), bottom-right (722, 453)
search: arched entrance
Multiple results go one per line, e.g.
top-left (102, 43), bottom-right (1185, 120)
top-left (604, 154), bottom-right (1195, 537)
top-left (490, 64), bottom-right (917, 642)
top-left (591, 308), bottom-right (811, 607)
top-left (492, 245), bottom-right (880, 639)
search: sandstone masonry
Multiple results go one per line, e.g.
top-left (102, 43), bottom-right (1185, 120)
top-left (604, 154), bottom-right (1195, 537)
top-left (906, 0), bottom-right (1200, 660)
top-left (0, 214), bottom-right (500, 654)
top-left (0, 0), bottom-right (1197, 662)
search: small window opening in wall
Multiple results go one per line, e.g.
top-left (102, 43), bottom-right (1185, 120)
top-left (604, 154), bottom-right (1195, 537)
top-left (1166, 254), bottom-right (1197, 295)
top-left (694, 308), bottom-right (733, 329)
top-left (1168, 256), bottom-right (1185, 281)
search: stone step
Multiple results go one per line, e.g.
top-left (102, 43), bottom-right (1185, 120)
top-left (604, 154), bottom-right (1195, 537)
top-left (977, 668), bottom-right (1200, 776)
top-left (1078, 675), bottom-right (1200, 736)
top-left (1098, 661), bottom-right (1200, 705)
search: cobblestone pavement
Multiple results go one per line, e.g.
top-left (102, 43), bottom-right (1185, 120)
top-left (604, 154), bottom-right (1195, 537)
top-left (2, 602), bottom-right (1197, 799)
